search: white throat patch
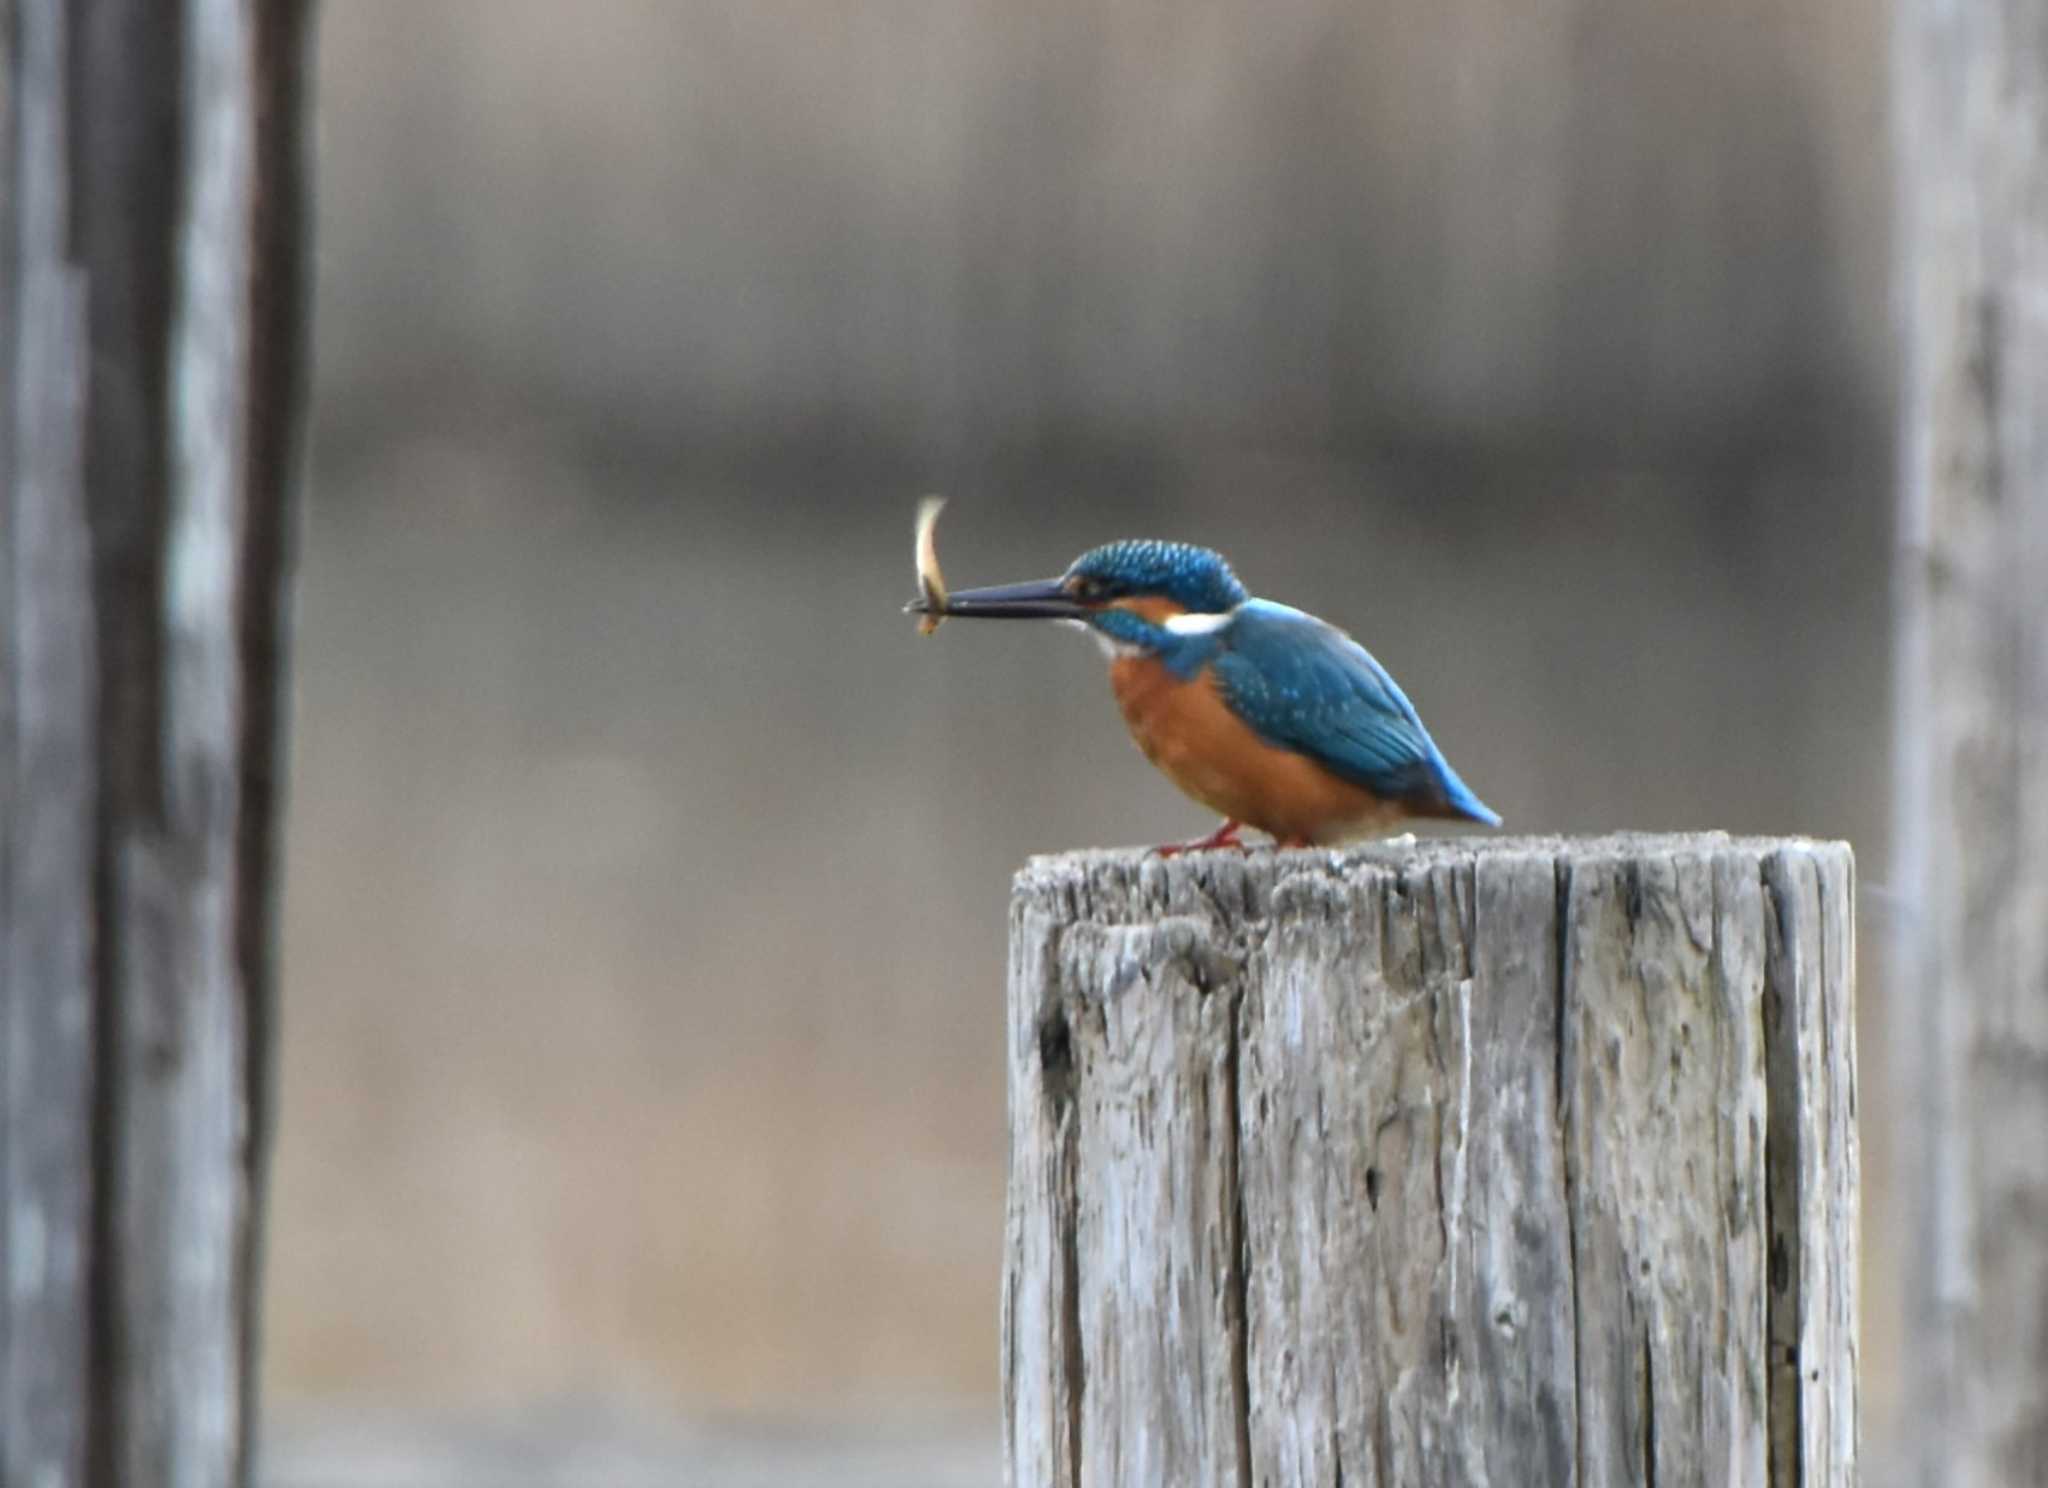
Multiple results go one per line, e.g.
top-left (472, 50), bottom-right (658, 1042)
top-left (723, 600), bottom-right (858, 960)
top-left (1057, 618), bottom-right (1140, 659)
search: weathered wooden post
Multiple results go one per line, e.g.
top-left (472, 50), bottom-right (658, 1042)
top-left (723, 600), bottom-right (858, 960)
top-left (1003, 835), bottom-right (1855, 1487)
top-left (1, 2), bottom-right (310, 1485)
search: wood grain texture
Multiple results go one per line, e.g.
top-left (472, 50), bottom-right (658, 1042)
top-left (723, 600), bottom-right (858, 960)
top-left (1894, 2), bottom-right (2048, 1484)
top-left (1004, 835), bottom-right (1855, 1488)
top-left (1, 3), bottom-right (310, 1485)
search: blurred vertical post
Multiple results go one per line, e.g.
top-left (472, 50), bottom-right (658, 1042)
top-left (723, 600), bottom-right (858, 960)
top-left (1, 1), bottom-right (311, 1486)
top-left (1894, 2), bottom-right (2048, 1485)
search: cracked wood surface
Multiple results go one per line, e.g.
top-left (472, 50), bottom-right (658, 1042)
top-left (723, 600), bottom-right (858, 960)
top-left (1003, 835), bottom-right (1855, 1488)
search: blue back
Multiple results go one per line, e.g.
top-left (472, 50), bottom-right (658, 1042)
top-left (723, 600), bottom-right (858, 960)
top-left (1210, 601), bottom-right (1500, 824)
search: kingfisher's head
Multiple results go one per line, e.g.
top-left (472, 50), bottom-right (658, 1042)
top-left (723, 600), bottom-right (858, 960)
top-left (924, 540), bottom-right (1247, 651)
top-left (1056, 540), bottom-right (1247, 618)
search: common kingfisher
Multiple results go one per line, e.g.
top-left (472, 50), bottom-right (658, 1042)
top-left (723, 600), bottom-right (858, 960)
top-left (911, 538), bottom-right (1500, 851)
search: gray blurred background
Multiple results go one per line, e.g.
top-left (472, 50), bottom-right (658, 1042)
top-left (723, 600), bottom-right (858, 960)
top-left (267, 0), bottom-right (1892, 1477)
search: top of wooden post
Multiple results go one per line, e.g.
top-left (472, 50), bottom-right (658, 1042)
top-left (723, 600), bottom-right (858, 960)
top-left (1003, 830), bottom-right (1856, 1488)
top-left (1015, 831), bottom-right (1852, 921)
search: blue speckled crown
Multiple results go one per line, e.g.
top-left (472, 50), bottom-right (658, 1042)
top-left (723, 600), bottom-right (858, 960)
top-left (1065, 540), bottom-right (1248, 614)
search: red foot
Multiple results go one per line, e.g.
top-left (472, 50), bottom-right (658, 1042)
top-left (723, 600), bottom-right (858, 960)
top-left (1274, 834), bottom-right (1313, 850)
top-left (1151, 820), bottom-right (1248, 858)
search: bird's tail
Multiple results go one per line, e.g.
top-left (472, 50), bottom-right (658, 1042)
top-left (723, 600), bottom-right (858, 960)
top-left (1427, 757), bottom-right (1503, 827)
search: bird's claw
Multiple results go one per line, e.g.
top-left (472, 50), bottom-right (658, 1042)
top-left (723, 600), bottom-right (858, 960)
top-left (1150, 820), bottom-right (1248, 858)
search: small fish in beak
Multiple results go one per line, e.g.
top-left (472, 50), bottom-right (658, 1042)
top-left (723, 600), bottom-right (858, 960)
top-left (905, 500), bottom-right (1088, 625)
top-left (912, 495), bottom-right (949, 635)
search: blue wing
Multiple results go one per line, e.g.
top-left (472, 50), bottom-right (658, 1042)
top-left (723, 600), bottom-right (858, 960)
top-left (1210, 600), bottom-right (1500, 825)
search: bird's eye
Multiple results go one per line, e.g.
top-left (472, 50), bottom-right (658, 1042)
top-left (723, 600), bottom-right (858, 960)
top-left (1068, 576), bottom-right (1109, 603)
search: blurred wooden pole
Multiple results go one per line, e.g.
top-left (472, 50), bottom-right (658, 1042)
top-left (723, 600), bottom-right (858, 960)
top-left (0, 2), bottom-right (310, 1486)
top-left (1894, 2), bottom-right (2048, 1484)
top-left (1003, 837), bottom-right (1856, 1488)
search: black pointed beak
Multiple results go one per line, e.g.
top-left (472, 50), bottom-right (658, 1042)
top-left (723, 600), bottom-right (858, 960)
top-left (905, 577), bottom-right (1086, 621)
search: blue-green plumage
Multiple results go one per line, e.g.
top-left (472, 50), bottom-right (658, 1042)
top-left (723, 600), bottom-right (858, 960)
top-left (1212, 601), bottom-right (1499, 825)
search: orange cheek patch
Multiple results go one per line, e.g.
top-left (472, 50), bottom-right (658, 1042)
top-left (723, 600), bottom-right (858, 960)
top-left (1108, 595), bottom-right (1188, 626)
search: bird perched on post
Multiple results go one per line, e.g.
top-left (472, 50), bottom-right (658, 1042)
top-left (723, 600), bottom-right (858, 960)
top-left (909, 536), bottom-right (1500, 851)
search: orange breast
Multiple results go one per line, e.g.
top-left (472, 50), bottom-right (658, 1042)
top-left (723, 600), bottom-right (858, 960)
top-left (1108, 656), bottom-right (1405, 844)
